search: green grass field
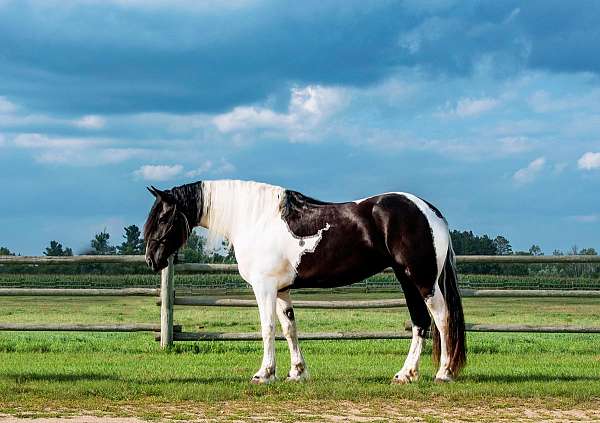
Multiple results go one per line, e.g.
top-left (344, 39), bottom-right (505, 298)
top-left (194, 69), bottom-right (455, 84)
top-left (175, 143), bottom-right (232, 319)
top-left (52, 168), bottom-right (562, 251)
top-left (0, 294), bottom-right (599, 420)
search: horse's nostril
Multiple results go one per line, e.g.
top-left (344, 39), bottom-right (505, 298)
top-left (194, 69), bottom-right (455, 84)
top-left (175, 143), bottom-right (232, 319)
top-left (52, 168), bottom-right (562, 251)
top-left (146, 256), bottom-right (154, 268)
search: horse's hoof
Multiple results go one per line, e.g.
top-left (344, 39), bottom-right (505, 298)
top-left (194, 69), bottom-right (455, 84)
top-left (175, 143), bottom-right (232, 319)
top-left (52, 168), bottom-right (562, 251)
top-left (250, 374), bottom-right (275, 385)
top-left (434, 375), bottom-right (454, 383)
top-left (286, 371), bottom-right (309, 382)
top-left (392, 370), bottom-right (418, 384)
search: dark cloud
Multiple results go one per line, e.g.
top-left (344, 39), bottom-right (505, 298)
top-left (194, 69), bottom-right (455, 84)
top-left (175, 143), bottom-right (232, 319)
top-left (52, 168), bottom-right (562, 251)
top-left (0, 0), bottom-right (599, 115)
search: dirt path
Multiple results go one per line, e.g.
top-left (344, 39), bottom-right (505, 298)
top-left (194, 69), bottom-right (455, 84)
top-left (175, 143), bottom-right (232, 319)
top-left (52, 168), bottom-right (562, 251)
top-left (2, 399), bottom-right (600, 422)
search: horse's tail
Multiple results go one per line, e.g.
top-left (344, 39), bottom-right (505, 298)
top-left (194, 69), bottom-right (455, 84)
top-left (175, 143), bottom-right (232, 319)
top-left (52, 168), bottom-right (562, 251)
top-left (431, 239), bottom-right (466, 377)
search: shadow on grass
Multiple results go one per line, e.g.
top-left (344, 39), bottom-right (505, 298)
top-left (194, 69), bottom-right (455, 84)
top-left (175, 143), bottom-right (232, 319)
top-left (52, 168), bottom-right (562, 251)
top-left (3, 372), bottom-right (244, 384)
top-left (462, 373), bottom-right (600, 383)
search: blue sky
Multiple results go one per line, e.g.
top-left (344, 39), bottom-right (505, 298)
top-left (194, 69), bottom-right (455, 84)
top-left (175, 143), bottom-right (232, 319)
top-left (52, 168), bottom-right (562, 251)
top-left (1, 0), bottom-right (600, 255)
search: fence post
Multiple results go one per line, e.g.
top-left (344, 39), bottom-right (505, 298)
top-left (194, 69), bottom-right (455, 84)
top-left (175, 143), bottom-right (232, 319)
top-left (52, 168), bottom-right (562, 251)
top-left (160, 255), bottom-right (175, 348)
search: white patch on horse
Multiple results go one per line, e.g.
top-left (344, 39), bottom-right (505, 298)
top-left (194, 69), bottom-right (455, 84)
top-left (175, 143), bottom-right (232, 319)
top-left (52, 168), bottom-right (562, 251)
top-left (354, 191), bottom-right (449, 280)
top-left (285, 222), bottom-right (331, 270)
top-left (393, 325), bottom-right (424, 384)
top-left (425, 278), bottom-right (452, 381)
top-left (398, 192), bottom-right (449, 281)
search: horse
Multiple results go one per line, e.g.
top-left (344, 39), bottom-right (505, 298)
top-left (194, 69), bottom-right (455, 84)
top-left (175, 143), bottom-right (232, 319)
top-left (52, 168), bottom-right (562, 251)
top-left (143, 179), bottom-right (466, 384)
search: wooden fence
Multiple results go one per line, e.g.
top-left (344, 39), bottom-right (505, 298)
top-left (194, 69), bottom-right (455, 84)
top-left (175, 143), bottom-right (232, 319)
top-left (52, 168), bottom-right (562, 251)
top-left (1, 254), bottom-right (600, 347)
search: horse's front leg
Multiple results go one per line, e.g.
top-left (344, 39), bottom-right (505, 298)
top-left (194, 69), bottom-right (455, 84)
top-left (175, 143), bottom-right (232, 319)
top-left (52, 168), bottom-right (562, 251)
top-left (251, 283), bottom-right (278, 384)
top-left (276, 289), bottom-right (309, 382)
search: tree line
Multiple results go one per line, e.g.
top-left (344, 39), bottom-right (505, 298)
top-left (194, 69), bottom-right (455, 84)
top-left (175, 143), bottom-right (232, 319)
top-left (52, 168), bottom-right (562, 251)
top-left (0, 228), bottom-right (596, 267)
top-left (450, 230), bottom-right (598, 277)
top-left (0, 224), bottom-right (235, 264)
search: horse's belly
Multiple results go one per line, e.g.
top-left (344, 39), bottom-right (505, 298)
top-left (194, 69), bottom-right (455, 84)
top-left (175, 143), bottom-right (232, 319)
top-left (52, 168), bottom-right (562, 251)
top-left (289, 242), bottom-right (390, 289)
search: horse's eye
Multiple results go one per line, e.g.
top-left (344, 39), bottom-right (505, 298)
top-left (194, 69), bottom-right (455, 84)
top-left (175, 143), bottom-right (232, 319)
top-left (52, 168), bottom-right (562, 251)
top-left (159, 215), bottom-right (169, 223)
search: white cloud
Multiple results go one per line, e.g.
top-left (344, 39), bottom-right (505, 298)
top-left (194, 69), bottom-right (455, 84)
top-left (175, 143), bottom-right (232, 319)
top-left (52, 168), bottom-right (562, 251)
top-left (12, 133), bottom-right (151, 166)
top-left (577, 152), bottom-right (600, 170)
top-left (35, 148), bottom-right (147, 165)
top-left (513, 157), bottom-right (546, 185)
top-left (213, 107), bottom-right (289, 133)
top-left (212, 85), bottom-right (347, 141)
top-left (569, 214), bottom-right (599, 223)
top-left (185, 159), bottom-right (236, 178)
top-left (437, 96), bottom-right (499, 118)
top-left (498, 137), bottom-right (534, 154)
top-left (13, 133), bottom-right (98, 149)
top-left (134, 164), bottom-right (183, 181)
top-left (0, 96), bottom-right (16, 114)
top-left (74, 115), bottom-right (106, 129)
top-left (185, 160), bottom-right (214, 178)
top-left (528, 88), bottom-right (600, 114)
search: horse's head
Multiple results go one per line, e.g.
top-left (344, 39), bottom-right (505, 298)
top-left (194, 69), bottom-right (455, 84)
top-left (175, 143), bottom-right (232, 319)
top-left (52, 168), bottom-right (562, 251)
top-left (143, 186), bottom-right (191, 272)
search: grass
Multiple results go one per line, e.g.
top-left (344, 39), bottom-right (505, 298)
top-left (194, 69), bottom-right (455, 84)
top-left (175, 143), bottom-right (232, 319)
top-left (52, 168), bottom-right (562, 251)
top-left (0, 294), bottom-right (599, 419)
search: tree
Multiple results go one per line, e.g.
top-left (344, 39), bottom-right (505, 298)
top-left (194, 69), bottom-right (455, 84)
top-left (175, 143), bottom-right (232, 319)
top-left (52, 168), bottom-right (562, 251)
top-left (552, 249), bottom-right (563, 256)
top-left (117, 225), bottom-right (144, 255)
top-left (207, 239), bottom-right (237, 263)
top-left (450, 230), bottom-right (497, 255)
top-left (493, 236), bottom-right (513, 256)
top-left (43, 240), bottom-right (73, 256)
top-left (0, 247), bottom-right (14, 256)
top-left (528, 244), bottom-right (543, 256)
top-left (89, 230), bottom-right (116, 255)
top-left (180, 229), bottom-right (209, 262)
top-left (579, 247), bottom-right (598, 255)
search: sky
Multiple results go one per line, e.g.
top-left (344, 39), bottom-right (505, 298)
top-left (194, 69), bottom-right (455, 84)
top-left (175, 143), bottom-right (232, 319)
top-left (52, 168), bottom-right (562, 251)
top-left (1, 0), bottom-right (600, 255)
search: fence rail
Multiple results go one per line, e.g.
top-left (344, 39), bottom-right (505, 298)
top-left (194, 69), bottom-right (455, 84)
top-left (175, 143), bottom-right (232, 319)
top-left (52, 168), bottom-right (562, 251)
top-left (0, 254), bottom-right (599, 346)
top-left (3, 254), bottom-right (600, 266)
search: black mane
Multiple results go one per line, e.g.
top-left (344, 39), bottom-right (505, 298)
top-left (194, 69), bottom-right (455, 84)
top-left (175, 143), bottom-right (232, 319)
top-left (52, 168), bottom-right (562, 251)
top-left (280, 190), bottom-right (331, 220)
top-left (143, 181), bottom-right (203, 243)
top-left (170, 181), bottom-right (204, 224)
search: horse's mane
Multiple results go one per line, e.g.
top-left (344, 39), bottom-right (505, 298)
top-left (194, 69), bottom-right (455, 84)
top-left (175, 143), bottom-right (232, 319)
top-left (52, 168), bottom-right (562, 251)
top-left (143, 181), bottom-right (202, 244)
top-left (202, 180), bottom-right (285, 245)
top-left (280, 190), bottom-right (335, 237)
top-left (280, 190), bottom-right (331, 220)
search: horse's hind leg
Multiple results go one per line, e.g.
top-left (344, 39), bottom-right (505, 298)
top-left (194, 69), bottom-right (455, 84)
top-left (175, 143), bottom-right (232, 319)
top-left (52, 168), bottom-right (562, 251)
top-left (392, 267), bottom-right (431, 384)
top-left (276, 290), bottom-right (309, 381)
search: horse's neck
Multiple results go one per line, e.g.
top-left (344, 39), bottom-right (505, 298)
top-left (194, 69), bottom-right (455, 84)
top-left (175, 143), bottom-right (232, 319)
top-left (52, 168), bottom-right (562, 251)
top-left (199, 180), bottom-right (284, 240)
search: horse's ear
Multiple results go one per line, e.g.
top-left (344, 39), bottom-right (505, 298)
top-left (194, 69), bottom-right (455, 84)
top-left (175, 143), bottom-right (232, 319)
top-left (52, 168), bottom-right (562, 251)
top-left (149, 185), bottom-right (175, 204)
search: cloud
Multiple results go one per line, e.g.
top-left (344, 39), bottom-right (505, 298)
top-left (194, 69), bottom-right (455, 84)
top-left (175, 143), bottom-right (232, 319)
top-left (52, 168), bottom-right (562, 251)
top-left (569, 214), bottom-right (599, 223)
top-left (11, 133), bottom-right (151, 166)
top-left (498, 137), bottom-right (535, 154)
top-left (0, 96), bottom-right (17, 113)
top-left (513, 157), bottom-right (546, 185)
top-left (13, 133), bottom-right (98, 149)
top-left (577, 152), bottom-right (600, 170)
top-left (74, 115), bottom-right (106, 129)
top-left (437, 97), bottom-right (499, 118)
top-left (213, 85), bottom-right (346, 141)
top-left (185, 159), bottom-right (235, 178)
top-left (7, 2), bottom-right (600, 116)
top-left (134, 164), bottom-right (183, 181)
top-left (213, 107), bottom-right (289, 133)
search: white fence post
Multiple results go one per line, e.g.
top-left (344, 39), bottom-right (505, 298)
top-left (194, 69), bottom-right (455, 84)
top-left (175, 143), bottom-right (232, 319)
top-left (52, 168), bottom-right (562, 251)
top-left (160, 255), bottom-right (175, 348)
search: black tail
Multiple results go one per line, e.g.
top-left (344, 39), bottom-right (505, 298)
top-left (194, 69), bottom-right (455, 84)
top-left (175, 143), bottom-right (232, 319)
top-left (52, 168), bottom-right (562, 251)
top-left (431, 241), bottom-right (466, 377)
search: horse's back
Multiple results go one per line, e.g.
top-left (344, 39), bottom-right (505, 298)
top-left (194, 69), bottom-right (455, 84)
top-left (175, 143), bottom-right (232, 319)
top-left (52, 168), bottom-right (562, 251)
top-left (285, 191), bottom-right (447, 290)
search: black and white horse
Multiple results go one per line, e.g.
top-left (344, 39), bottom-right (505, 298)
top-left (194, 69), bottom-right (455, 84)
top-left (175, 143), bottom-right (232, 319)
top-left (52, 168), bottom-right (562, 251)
top-left (144, 180), bottom-right (466, 384)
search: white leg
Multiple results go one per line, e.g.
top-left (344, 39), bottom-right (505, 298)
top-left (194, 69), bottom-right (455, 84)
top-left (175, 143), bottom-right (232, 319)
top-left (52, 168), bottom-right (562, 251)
top-left (425, 282), bottom-right (452, 382)
top-left (251, 284), bottom-right (278, 384)
top-left (276, 290), bottom-right (309, 382)
top-left (392, 325), bottom-right (424, 384)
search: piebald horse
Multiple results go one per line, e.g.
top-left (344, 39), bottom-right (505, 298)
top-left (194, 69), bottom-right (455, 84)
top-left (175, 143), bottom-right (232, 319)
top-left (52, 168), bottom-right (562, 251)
top-left (143, 180), bottom-right (465, 384)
